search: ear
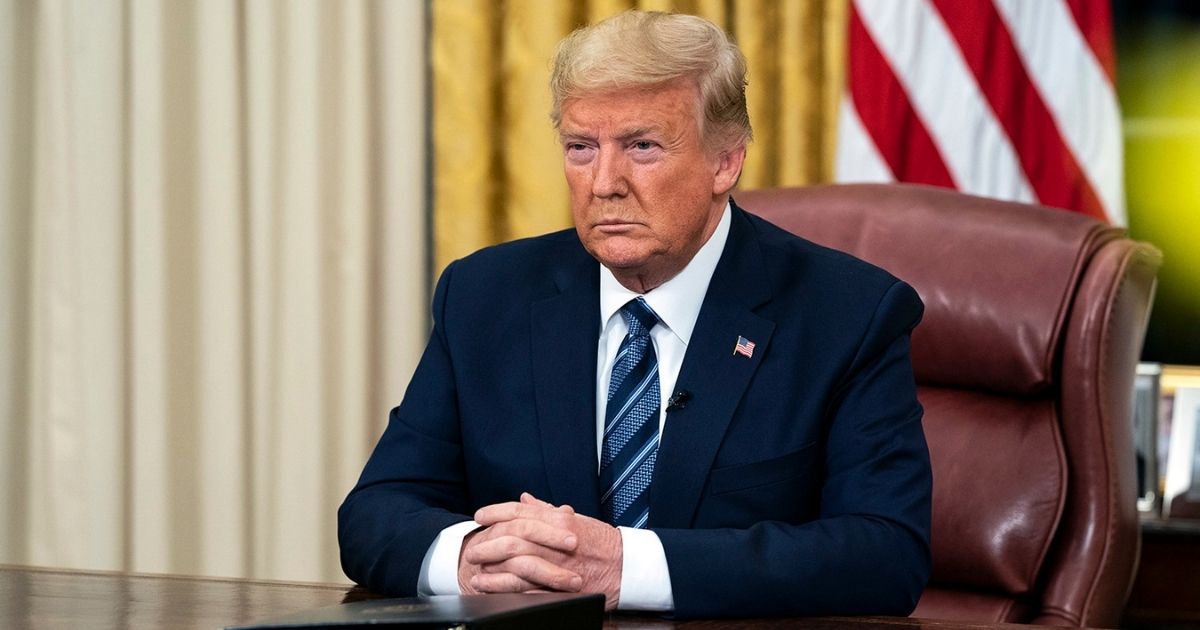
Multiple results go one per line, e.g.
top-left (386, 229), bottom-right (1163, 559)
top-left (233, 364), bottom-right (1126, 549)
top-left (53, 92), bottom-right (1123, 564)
top-left (712, 145), bottom-right (747, 196)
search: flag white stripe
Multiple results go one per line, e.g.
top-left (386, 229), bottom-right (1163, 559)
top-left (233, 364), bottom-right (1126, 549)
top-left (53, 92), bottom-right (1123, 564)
top-left (853, 0), bottom-right (1036, 203)
top-left (993, 0), bottom-right (1126, 224)
top-left (835, 94), bottom-right (895, 183)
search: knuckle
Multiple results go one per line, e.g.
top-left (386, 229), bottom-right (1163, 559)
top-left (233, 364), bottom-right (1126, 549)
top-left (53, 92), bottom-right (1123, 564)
top-left (504, 573), bottom-right (528, 590)
top-left (501, 574), bottom-right (524, 591)
top-left (510, 556), bottom-right (534, 576)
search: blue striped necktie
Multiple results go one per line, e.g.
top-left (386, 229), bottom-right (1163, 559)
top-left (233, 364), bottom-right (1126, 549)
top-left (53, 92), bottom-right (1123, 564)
top-left (599, 297), bottom-right (661, 528)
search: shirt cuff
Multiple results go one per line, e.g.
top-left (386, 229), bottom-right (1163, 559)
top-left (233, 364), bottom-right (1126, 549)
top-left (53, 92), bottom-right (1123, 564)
top-left (616, 526), bottom-right (674, 611)
top-left (417, 519), bottom-right (481, 596)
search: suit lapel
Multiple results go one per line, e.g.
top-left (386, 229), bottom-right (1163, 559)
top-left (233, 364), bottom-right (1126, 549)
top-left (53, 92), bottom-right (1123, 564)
top-left (649, 206), bottom-right (776, 528)
top-left (531, 254), bottom-right (604, 518)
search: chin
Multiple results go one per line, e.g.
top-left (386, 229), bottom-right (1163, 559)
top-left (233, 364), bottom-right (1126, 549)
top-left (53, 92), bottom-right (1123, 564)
top-left (587, 239), bottom-right (651, 269)
top-left (595, 253), bottom-right (655, 275)
top-left (596, 256), bottom-right (650, 273)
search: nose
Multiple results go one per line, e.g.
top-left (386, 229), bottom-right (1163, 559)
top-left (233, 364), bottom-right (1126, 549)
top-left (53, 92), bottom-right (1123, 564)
top-left (591, 147), bottom-right (629, 198)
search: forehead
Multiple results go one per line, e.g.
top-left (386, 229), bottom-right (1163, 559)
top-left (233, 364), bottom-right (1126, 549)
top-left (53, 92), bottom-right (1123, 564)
top-left (558, 80), bottom-right (701, 135)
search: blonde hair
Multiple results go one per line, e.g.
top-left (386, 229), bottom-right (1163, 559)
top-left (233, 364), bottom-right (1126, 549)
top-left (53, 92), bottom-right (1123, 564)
top-left (549, 11), bottom-right (752, 150)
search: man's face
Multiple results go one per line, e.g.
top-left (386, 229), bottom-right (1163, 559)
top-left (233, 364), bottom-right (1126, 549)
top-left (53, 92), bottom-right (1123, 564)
top-left (558, 79), bottom-right (744, 292)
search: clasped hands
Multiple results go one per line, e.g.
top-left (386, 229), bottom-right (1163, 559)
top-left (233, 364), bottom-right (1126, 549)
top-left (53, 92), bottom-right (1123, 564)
top-left (457, 492), bottom-right (622, 610)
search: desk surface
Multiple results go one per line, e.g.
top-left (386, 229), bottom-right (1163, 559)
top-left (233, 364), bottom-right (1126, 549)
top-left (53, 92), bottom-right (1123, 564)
top-left (0, 565), bottom-right (1045, 629)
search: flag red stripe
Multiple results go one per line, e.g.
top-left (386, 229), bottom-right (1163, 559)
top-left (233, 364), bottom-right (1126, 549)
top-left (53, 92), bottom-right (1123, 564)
top-left (931, 0), bottom-right (1107, 221)
top-left (1065, 0), bottom-right (1117, 84)
top-left (847, 7), bottom-right (955, 188)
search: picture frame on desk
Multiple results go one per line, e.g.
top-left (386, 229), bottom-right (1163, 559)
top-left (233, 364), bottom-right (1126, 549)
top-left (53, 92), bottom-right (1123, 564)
top-left (1134, 363), bottom-right (1162, 513)
top-left (1164, 384), bottom-right (1200, 519)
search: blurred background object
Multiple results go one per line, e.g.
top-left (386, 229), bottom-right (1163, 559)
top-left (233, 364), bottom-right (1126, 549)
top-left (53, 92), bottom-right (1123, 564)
top-left (1116, 0), bottom-right (1200, 366)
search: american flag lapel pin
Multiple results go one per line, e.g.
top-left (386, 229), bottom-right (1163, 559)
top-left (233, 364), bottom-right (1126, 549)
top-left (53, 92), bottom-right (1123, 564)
top-left (733, 335), bottom-right (756, 358)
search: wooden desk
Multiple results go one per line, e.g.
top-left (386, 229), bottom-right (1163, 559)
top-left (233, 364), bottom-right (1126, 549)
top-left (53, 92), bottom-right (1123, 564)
top-left (0, 565), bottom-right (1047, 629)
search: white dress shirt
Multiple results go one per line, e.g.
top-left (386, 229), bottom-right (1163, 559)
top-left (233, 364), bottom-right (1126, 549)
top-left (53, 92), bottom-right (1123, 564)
top-left (418, 204), bottom-right (732, 611)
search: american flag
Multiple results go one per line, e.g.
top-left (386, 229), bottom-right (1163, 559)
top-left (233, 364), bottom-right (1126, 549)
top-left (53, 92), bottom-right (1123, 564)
top-left (836, 0), bottom-right (1123, 225)
top-left (734, 336), bottom-right (756, 358)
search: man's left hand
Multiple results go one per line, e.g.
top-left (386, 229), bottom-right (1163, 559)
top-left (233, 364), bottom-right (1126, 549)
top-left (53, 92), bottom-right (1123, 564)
top-left (465, 493), bottom-right (623, 610)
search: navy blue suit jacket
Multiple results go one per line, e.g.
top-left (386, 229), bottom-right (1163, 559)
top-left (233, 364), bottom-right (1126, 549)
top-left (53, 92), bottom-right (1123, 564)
top-left (338, 203), bottom-right (931, 617)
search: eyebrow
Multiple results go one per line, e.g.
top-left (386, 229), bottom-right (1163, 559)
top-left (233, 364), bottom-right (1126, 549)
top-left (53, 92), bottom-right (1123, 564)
top-left (613, 126), bottom-right (661, 141)
top-left (558, 125), bottom-right (666, 144)
top-left (558, 131), bottom-right (593, 143)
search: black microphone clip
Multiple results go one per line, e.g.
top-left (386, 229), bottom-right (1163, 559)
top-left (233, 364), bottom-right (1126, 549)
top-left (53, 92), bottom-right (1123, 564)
top-left (666, 390), bottom-right (692, 412)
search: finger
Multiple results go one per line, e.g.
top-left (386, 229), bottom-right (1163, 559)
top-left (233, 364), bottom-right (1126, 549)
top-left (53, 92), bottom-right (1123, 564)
top-left (478, 496), bottom-right (572, 522)
top-left (473, 501), bottom-right (526, 524)
top-left (476, 555), bottom-right (583, 592)
top-left (520, 492), bottom-right (576, 515)
top-left (476, 502), bottom-right (575, 530)
top-left (466, 534), bottom-right (570, 565)
top-left (469, 571), bottom-right (540, 593)
top-left (477, 501), bottom-right (567, 524)
top-left (477, 504), bottom-right (577, 534)
top-left (519, 492), bottom-right (542, 503)
top-left (472, 518), bottom-right (577, 553)
top-left (520, 492), bottom-right (551, 507)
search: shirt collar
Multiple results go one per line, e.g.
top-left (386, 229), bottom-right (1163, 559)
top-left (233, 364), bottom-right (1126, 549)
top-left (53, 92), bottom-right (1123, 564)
top-left (599, 202), bottom-right (732, 345)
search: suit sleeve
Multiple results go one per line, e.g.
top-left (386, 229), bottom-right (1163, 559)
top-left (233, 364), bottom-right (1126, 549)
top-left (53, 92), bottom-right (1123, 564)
top-left (654, 280), bottom-right (932, 618)
top-left (337, 261), bottom-right (473, 596)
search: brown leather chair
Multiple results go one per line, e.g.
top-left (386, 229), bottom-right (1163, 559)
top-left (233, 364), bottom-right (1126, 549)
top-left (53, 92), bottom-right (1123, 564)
top-left (737, 184), bottom-right (1161, 628)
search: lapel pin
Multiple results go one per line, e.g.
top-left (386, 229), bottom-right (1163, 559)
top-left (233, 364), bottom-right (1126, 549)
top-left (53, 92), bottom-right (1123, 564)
top-left (733, 335), bottom-right (756, 358)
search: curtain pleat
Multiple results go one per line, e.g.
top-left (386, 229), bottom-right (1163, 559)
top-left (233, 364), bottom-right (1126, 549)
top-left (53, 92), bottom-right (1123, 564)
top-left (0, 0), bottom-right (428, 584)
top-left (27, 0), bottom-right (128, 571)
top-left (500, 2), bottom-right (574, 242)
top-left (433, 0), bottom-right (849, 274)
top-left (432, 0), bottom-right (501, 273)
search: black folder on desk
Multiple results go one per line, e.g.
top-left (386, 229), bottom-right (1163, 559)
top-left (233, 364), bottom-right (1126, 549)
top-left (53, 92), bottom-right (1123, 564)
top-left (226, 593), bottom-right (605, 629)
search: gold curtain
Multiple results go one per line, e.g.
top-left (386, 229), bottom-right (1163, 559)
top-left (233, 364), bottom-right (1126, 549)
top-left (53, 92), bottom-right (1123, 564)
top-left (432, 0), bottom-right (849, 274)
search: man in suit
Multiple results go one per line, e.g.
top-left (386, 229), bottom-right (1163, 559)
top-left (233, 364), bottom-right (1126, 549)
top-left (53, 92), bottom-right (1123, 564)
top-left (338, 11), bottom-right (931, 618)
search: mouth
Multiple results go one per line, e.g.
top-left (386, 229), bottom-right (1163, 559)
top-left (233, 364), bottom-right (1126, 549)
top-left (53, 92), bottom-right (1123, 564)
top-left (594, 220), bottom-right (641, 233)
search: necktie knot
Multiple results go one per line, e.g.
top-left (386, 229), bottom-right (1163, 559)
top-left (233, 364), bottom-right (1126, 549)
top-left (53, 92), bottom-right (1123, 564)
top-left (620, 297), bottom-right (659, 338)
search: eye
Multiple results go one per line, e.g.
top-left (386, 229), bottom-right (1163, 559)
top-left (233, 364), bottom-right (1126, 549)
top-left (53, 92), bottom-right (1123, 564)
top-left (564, 141), bottom-right (595, 164)
top-left (628, 139), bottom-right (661, 163)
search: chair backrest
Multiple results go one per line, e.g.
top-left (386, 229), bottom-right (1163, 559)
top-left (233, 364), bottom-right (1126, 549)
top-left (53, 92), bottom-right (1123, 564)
top-left (736, 183), bottom-right (1161, 628)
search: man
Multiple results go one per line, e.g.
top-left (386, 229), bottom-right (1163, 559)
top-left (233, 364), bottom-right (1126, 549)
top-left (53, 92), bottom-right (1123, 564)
top-left (339, 11), bottom-right (931, 618)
